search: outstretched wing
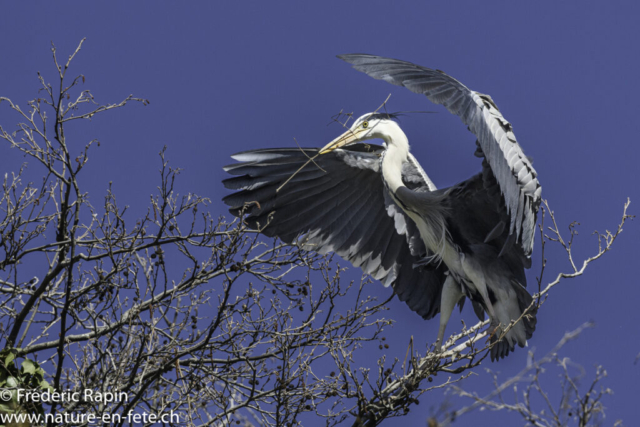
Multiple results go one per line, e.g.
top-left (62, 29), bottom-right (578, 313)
top-left (223, 145), bottom-right (446, 319)
top-left (338, 54), bottom-right (542, 257)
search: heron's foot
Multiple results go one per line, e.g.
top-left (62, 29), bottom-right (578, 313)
top-left (486, 321), bottom-right (502, 344)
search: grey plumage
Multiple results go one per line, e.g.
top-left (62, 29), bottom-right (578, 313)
top-left (338, 54), bottom-right (541, 257)
top-left (222, 54), bottom-right (541, 361)
top-left (223, 145), bottom-right (446, 320)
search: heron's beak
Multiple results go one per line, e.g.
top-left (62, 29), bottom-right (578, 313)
top-left (319, 128), bottom-right (364, 155)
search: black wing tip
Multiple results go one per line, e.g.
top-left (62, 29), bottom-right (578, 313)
top-left (221, 193), bottom-right (236, 206)
top-left (337, 53), bottom-right (421, 67)
top-left (337, 53), bottom-right (369, 61)
top-left (221, 180), bottom-right (241, 195)
top-left (337, 53), bottom-right (395, 65)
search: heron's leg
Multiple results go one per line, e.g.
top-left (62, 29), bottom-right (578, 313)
top-left (436, 275), bottom-right (463, 352)
top-left (476, 283), bottom-right (501, 338)
top-left (477, 289), bottom-right (503, 345)
top-left (461, 256), bottom-right (500, 332)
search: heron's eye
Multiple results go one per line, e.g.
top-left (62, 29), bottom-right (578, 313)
top-left (362, 121), bottom-right (369, 129)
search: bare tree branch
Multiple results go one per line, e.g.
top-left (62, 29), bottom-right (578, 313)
top-left (0, 40), bottom-right (632, 427)
top-left (346, 200), bottom-right (632, 426)
top-left (446, 322), bottom-right (623, 427)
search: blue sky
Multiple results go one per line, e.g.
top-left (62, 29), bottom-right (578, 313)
top-left (1, 2), bottom-right (639, 425)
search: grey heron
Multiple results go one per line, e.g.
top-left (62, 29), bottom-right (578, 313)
top-left (222, 55), bottom-right (541, 361)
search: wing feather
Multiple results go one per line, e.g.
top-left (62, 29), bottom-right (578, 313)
top-left (338, 54), bottom-right (541, 256)
top-left (223, 146), bottom-right (446, 319)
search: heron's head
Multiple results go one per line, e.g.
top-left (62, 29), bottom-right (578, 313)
top-left (319, 112), bottom-right (401, 154)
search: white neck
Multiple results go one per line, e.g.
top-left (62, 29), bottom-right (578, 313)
top-left (381, 125), bottom-right (410, 193)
